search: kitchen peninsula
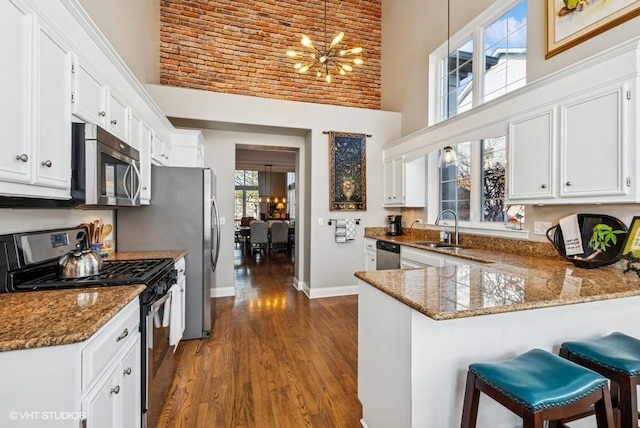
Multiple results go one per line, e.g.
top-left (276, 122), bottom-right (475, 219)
top-left (356, 243), bottom-right (640, 428)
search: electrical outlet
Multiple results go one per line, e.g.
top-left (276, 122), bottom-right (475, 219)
top-left (416, 218), bottom-right (423, 224)
top-left (533, 221), bottom-right (552, 235)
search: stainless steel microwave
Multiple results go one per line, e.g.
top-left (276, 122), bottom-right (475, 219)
top-left (0, 123), bottom-right (141, 208)
top-left (73, 123), bottom-right (141, 207)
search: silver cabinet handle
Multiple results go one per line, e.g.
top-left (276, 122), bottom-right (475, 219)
top-left (566, 181), bottom-right (572, 187)
top-left (142, 186), bottom-right (147, 190)
top-left (98, 111), bottom-right (106, 117)
top-left (116, 328), bottom-right (128, 342)
top-left (541, 184), bottom-right (547, 189)
top-left (111, 119), bottom-right (117, 125)
top-left (110, 385), bottom-right (120, 395)
top-left (123, 367), bottom-right (132, 376)
top-left (41, 160), bottom-right (52, 167)
top-left (15, 154), bottom-right (28, 162)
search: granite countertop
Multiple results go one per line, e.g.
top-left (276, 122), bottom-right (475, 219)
top-left (358, 232), bottom-right (640, 320)
top-left (107, 250), bottom-right (187, 262)
top-left (0, 285), bottom-right (145, 352)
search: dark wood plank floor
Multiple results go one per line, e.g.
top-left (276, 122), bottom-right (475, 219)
top-left (156, 249), bottom-right (361, 427)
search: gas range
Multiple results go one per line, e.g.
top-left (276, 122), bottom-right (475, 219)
top-left (0, 227), bottom-right (175, 303)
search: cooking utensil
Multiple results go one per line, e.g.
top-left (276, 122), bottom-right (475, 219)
top-left (58, 235), bottom-right (104, 278)
top-left (100, 223), bottom-right (113, 241)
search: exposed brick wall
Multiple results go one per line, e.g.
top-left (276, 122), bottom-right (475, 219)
top-left (160, 0), bottom-right (381, 109)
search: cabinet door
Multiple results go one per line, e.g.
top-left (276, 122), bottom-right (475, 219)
top-left (140, 123), bottom-right (152, 203)
top-left (560, 85), bottom-right (628, 198)
top-left (128, 111), bottom-right (142, 150)
top-left (82, 364), bottom-right (120, 428)
top-left (383, 158), bottom-right (404, 205)
top-left (507, 108), bottom-right (555, 201)
top-left (35, 24), bottom-right (72, 190)
top-left (121, 336), bottom-right (141, 428)
top-left (0, 0), bottom-right (33, 184)
top-left (383, 160), bottom-right (395, 204)
top-left (393, 158), bottom-right (405, 204)
top-left (106, 90), bottom-right (129, 142)
top-left (73, 61), bottom-right (106, 126)
top-left (151, 133), bottom-right (166, 165)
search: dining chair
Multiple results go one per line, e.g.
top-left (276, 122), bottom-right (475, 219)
top-left (249, 221), bottom-right (269, 255)
top-left (270, 222), bottom-right (289, 253)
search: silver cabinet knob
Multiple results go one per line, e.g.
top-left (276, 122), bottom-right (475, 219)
top-left (566, 181), bottom-right (572, 187)
top-left (541, 184), bottom-right (547, 189)
top-left (15, 154), bottom-right (28, 162)
top-left (98, 111), bottom-right (106, 117)
top-left (111, 119), bottom-right (117, 125)
top-left (123, 367), bottom-right (132, 376)
top-left (110, 385), bottom-right (120, 395)
top-left (41, 160), bottom-right (52, 168)
top-left (142, 186), bottom-right (147, 190)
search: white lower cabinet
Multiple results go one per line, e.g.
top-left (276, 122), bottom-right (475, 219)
top-left (175, 257), bottom-right (186, 338)
top-left (364, 238), bottom-right (377, 270)
top-left (0, 298), bottom-right (141, 428)
top-left (400, 246), bottom-right (444, 268)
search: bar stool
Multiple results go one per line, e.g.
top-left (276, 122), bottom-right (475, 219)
top-left (560, 332), bottom-right (640, 428)
top-left (461, 349), bottom-right (614, 428)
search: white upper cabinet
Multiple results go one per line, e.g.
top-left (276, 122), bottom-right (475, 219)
top-left (35, 23), bottom-right (72, 190)
top-left (0, 0), bottom-right (72, 199)
top-left (73, 60), bottom-right (106, 127)
top-left (507, 78), bottom-right (636, 205)
top-left (171, 129), bottom-right (205, 167)
top-left (139, 122), bottom-right (152, 204)
top-left (151, 133), bottom-right (172, 166)
top-left (0, 0), bottom-right (33, 185)
top-left (508, 108), bottom-right (556, 201)
top-left (73, 59), bottom-right (131, 143)
top-left (560, 83), bottom-right (629, 198)
top-left (383, 156), bottom-right (425, 207)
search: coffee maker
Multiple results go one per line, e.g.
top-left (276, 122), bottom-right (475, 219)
top-left (386, 215), bottom-right (402, 236)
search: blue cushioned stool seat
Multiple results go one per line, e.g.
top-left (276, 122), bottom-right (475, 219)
top-left (561, 332), bottom-right (640, 376)
top-left (470, 349), bottom-right (607, 412)
top-left (560, 332), bottom-right (640, 428)
top-left (461, 348), bottom-right (615, 428)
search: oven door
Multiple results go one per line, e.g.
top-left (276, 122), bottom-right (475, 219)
top-left (144, 293), bottom-right (174, 428)
top-left (85, 140), bottom-right (141, 207)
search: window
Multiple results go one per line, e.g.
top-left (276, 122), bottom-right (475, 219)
top-left (431, 0), bottom-right (527, 123)
top-left (234, 170), bottom-right (259, 219)
top-left (435, 139), bottom-right (524, 228)
top-left (286, 172), bottom-right (296, 221)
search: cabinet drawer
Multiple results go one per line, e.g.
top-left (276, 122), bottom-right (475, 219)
top-left (82, 298), bottom-right (140, 391)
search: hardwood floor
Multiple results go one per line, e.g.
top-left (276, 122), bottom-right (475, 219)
top-left (156, 248), bottom-right (362, 427)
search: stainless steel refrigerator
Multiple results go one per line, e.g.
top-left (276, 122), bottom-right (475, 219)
top-left (116, 166), bottom-right (220, 340)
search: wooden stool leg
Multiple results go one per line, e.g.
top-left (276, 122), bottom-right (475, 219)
top-left (522, 411), bottom-right (544, 428)
top-left (593, 386), bottom-right (616, 428)
top-left (618, 377), bottom-right (638, 428)
top-left (460, 372), bottom-right (480, 428)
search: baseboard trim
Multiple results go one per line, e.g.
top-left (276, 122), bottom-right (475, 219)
top-left (304, 284), bottom-right (359, 299)
top-left (211, 286), bottom-right (235, 298)
top-left (360, 418), bottom-right (369, 428)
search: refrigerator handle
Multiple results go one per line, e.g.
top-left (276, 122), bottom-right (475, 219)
top-left (210, 195), bottom-right (221, 272)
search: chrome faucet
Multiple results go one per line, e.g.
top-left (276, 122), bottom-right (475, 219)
top-left (435, 209), bottom-right (458, 246)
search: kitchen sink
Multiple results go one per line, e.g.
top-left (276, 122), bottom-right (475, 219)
top-left (415, 242), bottom-right (462, 251)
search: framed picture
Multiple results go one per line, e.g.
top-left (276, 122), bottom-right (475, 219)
top-left (546, 0), bottom-right (640, 58)
top-left (622, 216), bottom-right (640, 256)
top-left (328, 131), bottom-right (367, 211)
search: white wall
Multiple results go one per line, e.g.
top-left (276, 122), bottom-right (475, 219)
top-left (148, 85), bottom-right (402, 296)
top-left (0, 209), bottom-right (114, 235)
top-left (382, 0), bottom-right (640, 135)
top-left (78, 0), bottom-right (160, 84)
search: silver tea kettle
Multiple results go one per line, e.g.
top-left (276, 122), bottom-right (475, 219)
top-left (58, 238), bottom-right (104, 279)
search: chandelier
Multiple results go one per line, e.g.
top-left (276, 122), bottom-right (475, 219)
top-left (285, 0), bottom-right (363, 83)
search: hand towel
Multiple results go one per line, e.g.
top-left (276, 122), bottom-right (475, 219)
top-left (162, 293), bottom-right (171, 327)
top-left (345, 219), bottom-right (356, 241)
top-left (559, 214), bottom-right (583, 256)
top-left (168, 283), bottom-right (183, 349)
top-left (335, 219), bottom-right (347, 243)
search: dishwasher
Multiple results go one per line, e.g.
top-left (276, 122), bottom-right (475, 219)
top-left (376, 241), bottom-right (401, 270)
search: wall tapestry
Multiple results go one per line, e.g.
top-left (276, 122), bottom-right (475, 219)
top-left (546, 0), bottom-right (640, 58)
top-left (328, 131), bottom-right (367, 211)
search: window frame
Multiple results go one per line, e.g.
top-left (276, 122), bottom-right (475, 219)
top-left (428, 0), bottom-right (526, 126)
top-left (427, 139), bottom-right (527, 237)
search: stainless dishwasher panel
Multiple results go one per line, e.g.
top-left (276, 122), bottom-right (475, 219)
top-left (376, 241), bottom-right (401, 270)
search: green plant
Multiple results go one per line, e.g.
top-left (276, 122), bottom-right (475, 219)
top-left (588, 223), bottom-right (625, 252)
